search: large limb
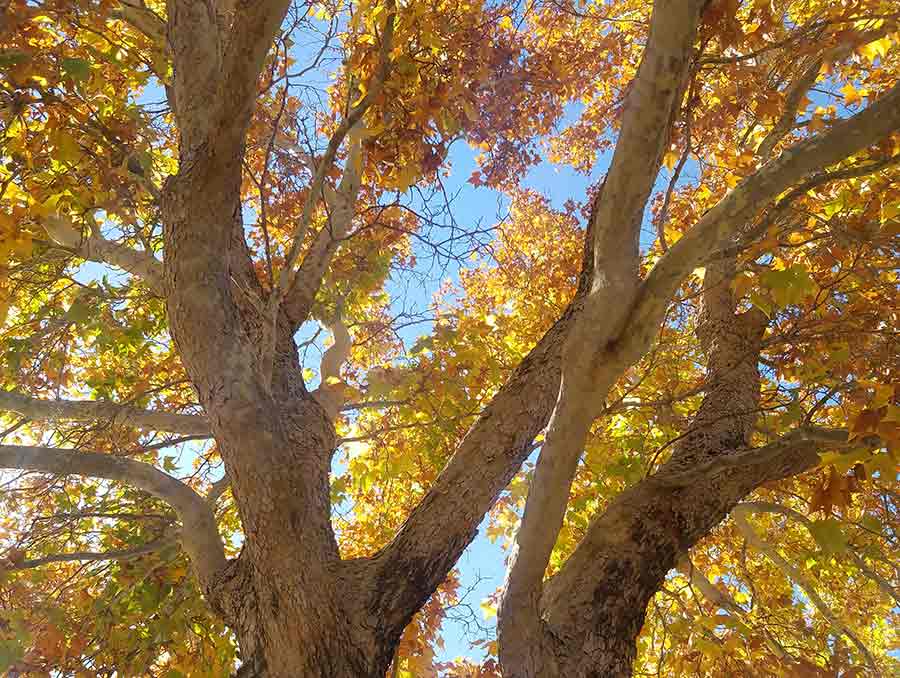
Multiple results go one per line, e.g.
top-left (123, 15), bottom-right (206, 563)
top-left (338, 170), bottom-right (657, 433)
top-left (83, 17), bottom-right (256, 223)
top-left (496, 2), bottom-right (706, 672)
top-left (162, 5), bottom-right (359, 671)
top-left (531, 256), bottom-right (878, 675)
top-left (0, 445), bottom-right (226, 590)
top-left (357, 13), bottom-right (900, 673)
top-left (626, 78), bottom-right (900, 353)
top-left (0, 390), bottom-right (209, 436)
top-left (215, 0), bottom-right (294, 150)
top-left (362, 0), bottom-right (706, 647)
top-left (359, 304), bottom-right (573, 633)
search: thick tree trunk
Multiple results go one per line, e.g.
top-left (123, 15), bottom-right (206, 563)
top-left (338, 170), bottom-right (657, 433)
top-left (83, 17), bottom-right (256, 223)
top-left (161, 137), bottom-right (414, 677)
top-left (205, 554), bottom-right (411, 678)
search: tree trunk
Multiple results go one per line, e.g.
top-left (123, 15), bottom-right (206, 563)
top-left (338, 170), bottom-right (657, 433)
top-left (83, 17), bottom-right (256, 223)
top-left (207, 552), bottom-right (408, 677)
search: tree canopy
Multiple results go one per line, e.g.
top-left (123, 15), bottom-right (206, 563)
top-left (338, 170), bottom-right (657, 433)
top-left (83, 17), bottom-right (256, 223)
top-left (0, 0), bottom-right (898, 676)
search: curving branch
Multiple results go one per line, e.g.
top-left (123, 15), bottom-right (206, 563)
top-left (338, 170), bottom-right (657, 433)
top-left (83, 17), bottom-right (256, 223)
top-left (366, 1), bottom-right (707, 644)
top-left (0, 390), bottom-right (210, 436)
top-left (311, 314), bottom-right (353, 419)
top-left (496, 3), bottom-right (707, 669)
top-left (42, 215), bottom-right (166, 295)
top-left (114, 0), bottom-right (167, 45)
top-left (0, 445), bottom-right (226, 589)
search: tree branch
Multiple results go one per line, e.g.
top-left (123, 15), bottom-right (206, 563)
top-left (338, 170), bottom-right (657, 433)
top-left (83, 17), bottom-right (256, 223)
top-left (676, 556), bottom-right (792, 660)
top-left (42, 214), bottom-right (166, 296)
top-left (282, 142), bottom-right (364, 328)
top-left (311, 313), bottom-right (353, 419)
top-left (736, 501), bottom-right (900, 606)
top-left (757, 27), bottom-right (894, 161)
top-left (271, 2), bottom-right (396, 335)
top-left (496, 4), bottom-right (707, 669)
top-left (585, 0), bottom-right (701, 292)
top-left (361, 303), bottom-right (574, 631)
top-left (165, 0), bottom-right (222, 148)
top-left (215, 0), bottom-right (294, 147)
top-left (363, 2), bottom-right (707, 644)
top-left (0, 390), bottom-right (210, 436)
top-left (0, 445), bottom-right (226, 589)
top-left (114, 0), bottom-right (167, 45)
top-left (5, 535), bottom-right (176, 571)
top-left (628, 79), bottom-right (900, 352)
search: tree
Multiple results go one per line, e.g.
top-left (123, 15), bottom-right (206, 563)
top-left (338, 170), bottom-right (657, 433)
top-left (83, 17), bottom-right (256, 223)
top-left (0, 0), bottom-right (898, 675)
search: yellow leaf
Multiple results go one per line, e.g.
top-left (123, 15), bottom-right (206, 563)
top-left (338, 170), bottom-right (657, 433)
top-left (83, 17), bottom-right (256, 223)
top-left (663, 149), bottom-right (678, 171)
top-left (54, 132), bottom-right (82, 164)
top-left (840, 83), bottom-right (863, 107)
top-left (858, 36), bottom-right (892, 62)
top-left (499, 15), bottom-right (514, 30)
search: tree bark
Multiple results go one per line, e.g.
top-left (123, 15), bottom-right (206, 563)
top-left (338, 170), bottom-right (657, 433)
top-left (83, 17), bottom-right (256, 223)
top-left (498, 258), bottom-right (770, 677)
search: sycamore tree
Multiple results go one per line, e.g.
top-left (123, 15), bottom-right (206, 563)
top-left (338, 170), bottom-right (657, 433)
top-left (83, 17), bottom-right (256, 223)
top-left (0, 0), bottom-right (899, 675)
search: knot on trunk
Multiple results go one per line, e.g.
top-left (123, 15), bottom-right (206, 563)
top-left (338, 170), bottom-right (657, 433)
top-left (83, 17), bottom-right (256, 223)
top-left (206, 555), bottom-right (257, 629)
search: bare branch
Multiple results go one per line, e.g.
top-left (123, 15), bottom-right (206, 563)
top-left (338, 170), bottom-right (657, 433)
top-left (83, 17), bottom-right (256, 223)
top-left (0, 390), bottom-right (210, 436)
top-left (6, 535), bottom-right (176, 571)
top-left (0, 445), bottom-right (226, 588)
top-left (42, 215), bottom-right (166, 296)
